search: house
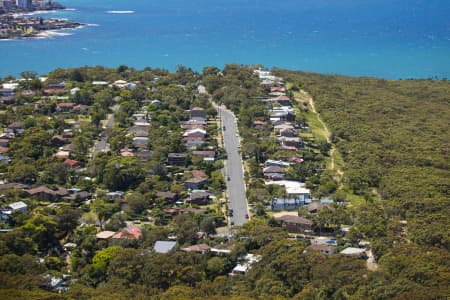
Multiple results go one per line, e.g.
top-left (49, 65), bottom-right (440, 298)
top-left (183, 128), bottom-right (206, 138)
top-left (167, 153), bottom-right (187, 165)
top-left (0, 146), bottom-right (9, 154)
top-left (112, 227), bottom-right (142, 240)
top-left (70, 87), bottom-right (80, 95)
top-left (0, 139), bottom-right (10, 148)
top-left (263, 165), bottom-right (285, 180)
top-left (279, 128), bottom-right (297, 137)
top-left (273, 95), bottom-right (291, 106)
top-left (188, 190), bottom-right (211, 205)
top-left (274, 123), bottom-right (295, 133)
top-left (156, 191), bottom-right (179, 203)
top-left (340, 247), bottom-right (367, 258)
top-left (96, 231), bottom-right (116, 239)
top-left (189, 107), bottom-right (207, 120)
top-left (279, 136), bottom-right (302, 148)
top-left (120, 149), bottom-right (134, 157)
top-left (184, 177), bottom-right (208, 190)
top-left (192, 150), bottom-right (215, 160)
top-left (25, 186), bottom-right (68, 201)
top-left (132, 137), bottom-right (148, 148)
top-left (270, 110), bottom-right (295, 122)
top-left (0, 201), bottom-right (27, 221)
top-left (306, 244), bottom-right (337, 255)
top-left (253, 120), bottom-right (267, 129)
top-left (154, 241), bottom-right (177, 254)
top-left (305, 202), bottom-right (335, 214)
top-left (6, 121), bottom-right (24, 135)
top-left (53, 150), bottom-right (70, 160)
top-left (56, 102), bottom-right (75, 113)
top-left (276, 215), bottom-right (314, 233)
top-left (264, 159), bottom-right (292, 168)
top-left (64, 159), bottom-right (81, 169)
top-left (73, 104), bottom-right (90, 113)
top-left (181, 244), bottom-right (211, 254)
top-left (230, 254), bottom-right (261, 275)
top-left (180, 120), bottom-right (207, 130)
top-left (106, 191), bottom-right (125, 201)
top-left (62, 190), bottom-right (91, 202)
top-left (0, 96), bottom-right (16, 105)
top-left (51, 135), bottom-right (69, 147)
top-left (0, 88), bottom-right (14, 97)
top-left (129, 124), bottom-right (150, 137)
top-left (182, 136), bottom-right (205, 149)
top-left (266, 180), bottom-right (311, 210)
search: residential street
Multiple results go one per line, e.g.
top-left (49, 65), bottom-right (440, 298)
top-left (218, 105), bottom-right (249, 226)
top-left (91, 104), bottom-right (119, 157)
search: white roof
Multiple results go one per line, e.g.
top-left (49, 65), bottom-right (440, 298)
top-left (92, 81), bottom-right (109, 85)
top-left (154, 241), bottom-right (177, 253)
top-left (2, 83), bottom-right (18, 90)
top-left (6, 201), bottom-right (27, 210)
top-left (266, 180), bottom-right (310, 195)
top-left (340, 247), bottom-right (366, 255)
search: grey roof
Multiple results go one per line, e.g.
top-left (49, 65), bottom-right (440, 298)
top-left (154, 241), bottom-right (177, 253)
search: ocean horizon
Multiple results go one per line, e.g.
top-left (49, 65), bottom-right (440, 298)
top-left (1, 0), bottom-right (449, 79)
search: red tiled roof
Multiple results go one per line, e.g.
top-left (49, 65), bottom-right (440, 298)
top-left (112, 227), bottom-right (142, 240)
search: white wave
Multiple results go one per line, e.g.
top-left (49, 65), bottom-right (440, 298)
top-left (106, 10), bottom-right (135, 14)
top-left (86, 23), bottom-right (100, 27)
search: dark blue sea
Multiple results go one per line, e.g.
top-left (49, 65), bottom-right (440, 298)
top-left (1, 0), bottom-right (450, 79)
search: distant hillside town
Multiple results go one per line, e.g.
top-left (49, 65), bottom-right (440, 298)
top-left (0, 0), bottom-right (64, 13)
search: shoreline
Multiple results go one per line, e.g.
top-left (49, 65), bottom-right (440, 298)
top-left (0, 23), bottom-right (91, 41)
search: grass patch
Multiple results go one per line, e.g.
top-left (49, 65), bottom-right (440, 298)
top-left (303, 111), bottom-right (328, 142)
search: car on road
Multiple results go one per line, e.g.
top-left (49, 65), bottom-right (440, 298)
top-left (227, 176), bottom-right (231, 181)
top-left (223, 126), bottom-right (226, 130)
top-left (245, 213), bottom-right (249, 219)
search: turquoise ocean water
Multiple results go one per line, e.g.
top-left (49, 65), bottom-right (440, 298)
top-left (1, 0), bottom-right (449, 79)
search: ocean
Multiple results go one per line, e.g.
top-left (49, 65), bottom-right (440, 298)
top-left (1, 0), bottom-right (449, 79)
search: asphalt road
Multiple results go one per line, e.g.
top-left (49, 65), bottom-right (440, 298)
top-left (218, 105), bottom-right (249, 226)
top-left (91, 104), bottom-right (119, 157)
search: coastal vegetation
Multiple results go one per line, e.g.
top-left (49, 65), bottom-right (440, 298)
top-left (0, 65), bottom-right (448, 299)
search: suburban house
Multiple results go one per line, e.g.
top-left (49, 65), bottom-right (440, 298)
top-left (56, 102), bottom-right (75, 113)
top-left (305, 201), bottom-right (336, 214)
top-left (189, 107), bottom-right (207, 120)
top-left (276, 214), bottom-right (314, 233)
top-left (188, 190), bottom-right (211, 205)
top-left (182, 136), bottom-right (205, 149)
top-left (6, 121), bottom-right (24, 135)
top-left (266, 180), bottom-right (312, 210)
top-left (263, 165), bottom-right (286, 180)
top-left (112, 227), bottom-right (142, 240)
top-left (192, 150), bottom-right (215, 160)
top-left (264, 159), bottom-right (292, 168)
top-left (230, 254), bottom-right (262, 275)
top-left (25, 186), bottom-right (69, 201)
top-left (0, 201), bottom-right (27, 221)
top-left (183, 128), bottom-right (206, 138)
top-left (154, 241), bottom-right (177, 254)
top-left (180, 120), bottom-right (207, 130)
top-left (253, 120), bottom-right (267, 130)
top-left (184, 177), bottom-right (208, 190)
top-left (279, 136), bottom-right (302, 149)
top-left (63, 159), bottom-right (81, 169)
top-left (167, 153), bottom-right (187, 165)
top-left (132, 137), bottom-right (149, 149)
top-left (96, 231), bottom-right (116, 240)
top-left (106, 191), bottom-right (125, 201)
